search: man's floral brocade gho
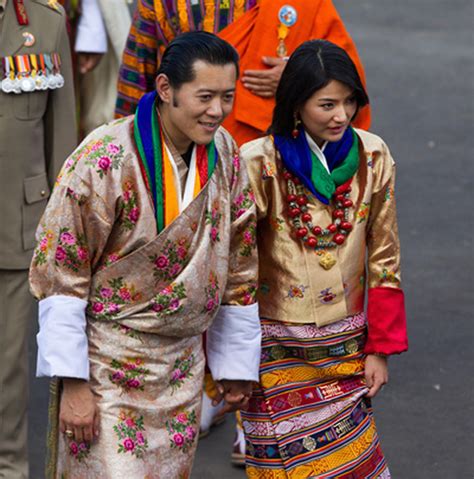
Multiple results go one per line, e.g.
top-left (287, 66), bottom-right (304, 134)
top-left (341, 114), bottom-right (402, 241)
top-left (29, 117), bottom-right (258, 477)
top-left (242, 129), bottom-right (406, 354)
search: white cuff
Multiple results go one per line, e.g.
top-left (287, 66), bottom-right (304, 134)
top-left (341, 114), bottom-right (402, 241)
top-left (36, 295), bottom-right (89, 380)
top-left (206, 303), bottom-right (261, 382)
top-left (75, 0), bottom-right (108, 53)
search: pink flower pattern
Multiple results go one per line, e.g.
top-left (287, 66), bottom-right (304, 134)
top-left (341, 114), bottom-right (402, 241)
top-left (109, 357), bottom-right (150, 392)
top-left (150, 238), bottom-right (190, 282)
top-left (205, 201), bottom-right (221, 244)
top-left (114, 410), bottom-right (148, 458)
top-left (169, 348), bottom-right (195, 394)
top-left (202, 272), bottom-right (219, 314)
top-left (68, 440), bottom-right (90, 462)
top-left (231, 186), bottom-right (255, 221)
top-left (150, 282), bottom-right (187, 317)
top-left (119, 181), bottom-right (140, 231)
top-left (88, 277), bottom-right (140, 320)
top-left (166, 409), bottom-right (197, 454)
top-left (63, 135), bottom-right (124, 178)
top-left (32, 228), bottom-right (54, 266)
top-left (54, 227), bottom-right (89, 272)
top-left (239, 220), bottom-right (257, 257)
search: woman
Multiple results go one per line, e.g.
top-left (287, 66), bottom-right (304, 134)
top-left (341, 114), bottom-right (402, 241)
top-left (240, 40), bottom-right (408, 478)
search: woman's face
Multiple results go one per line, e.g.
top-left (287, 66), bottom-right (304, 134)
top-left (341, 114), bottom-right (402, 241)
top-left (298, 79), bottom-right (357, 147)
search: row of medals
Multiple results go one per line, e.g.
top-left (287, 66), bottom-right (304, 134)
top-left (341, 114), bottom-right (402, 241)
top-left (1, 56), bottom-right (64, 94)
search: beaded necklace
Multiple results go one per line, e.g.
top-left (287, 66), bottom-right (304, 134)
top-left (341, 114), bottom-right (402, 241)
top-left (284, 169), bottom-right (354, 269)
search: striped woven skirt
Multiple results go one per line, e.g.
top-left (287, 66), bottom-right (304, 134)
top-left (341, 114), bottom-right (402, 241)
top-left (241, 313), bottom-right (390, 479)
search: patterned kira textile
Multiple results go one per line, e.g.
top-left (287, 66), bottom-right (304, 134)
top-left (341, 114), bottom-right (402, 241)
top-left (29, 115), bottom-right (258, 478)
top-left (242, 315), bottom-right (391, 479)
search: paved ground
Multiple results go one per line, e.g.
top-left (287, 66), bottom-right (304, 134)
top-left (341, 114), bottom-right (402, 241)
top-left (28, 1), bottom-right (473, 477)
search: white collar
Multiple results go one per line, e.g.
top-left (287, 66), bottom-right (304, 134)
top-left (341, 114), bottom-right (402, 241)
top-left (305, 131), bottom-right (330, 174)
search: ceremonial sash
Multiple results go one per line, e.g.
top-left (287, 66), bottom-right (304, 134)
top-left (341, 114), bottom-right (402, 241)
top-left (133, 91), bottom-right (218, 232)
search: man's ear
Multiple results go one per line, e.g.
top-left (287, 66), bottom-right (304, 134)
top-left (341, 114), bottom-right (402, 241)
top-left (156, 74), bottom-right (172, 104)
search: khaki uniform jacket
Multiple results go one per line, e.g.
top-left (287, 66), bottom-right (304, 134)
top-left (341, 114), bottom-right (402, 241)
top-left (0, 0), bottom-right (76, 269)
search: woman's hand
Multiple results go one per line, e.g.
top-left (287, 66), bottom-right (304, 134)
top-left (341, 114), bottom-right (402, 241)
top-left (212, 379), bottom-right (253, 413)
top-left (364, 354), bottom-right (389, 398)
top-left (59, 378), bottom-right (100, 443)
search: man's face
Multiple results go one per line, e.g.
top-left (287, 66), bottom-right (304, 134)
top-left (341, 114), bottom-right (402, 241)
top-left (157, 60), bottom-right (237, 152)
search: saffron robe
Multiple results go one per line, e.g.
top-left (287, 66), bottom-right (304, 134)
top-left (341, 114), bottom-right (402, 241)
top-left (115, 0), bottom-right (370, 145)
top-left (29, 116), bottom-right (260, 478)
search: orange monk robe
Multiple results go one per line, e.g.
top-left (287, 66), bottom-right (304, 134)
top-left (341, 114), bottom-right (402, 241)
top-left (219, 0), bottom-right (371, 146)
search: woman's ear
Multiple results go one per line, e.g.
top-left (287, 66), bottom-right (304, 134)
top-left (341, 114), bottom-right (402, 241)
top-left (155, 74), bottom-right (171, 104)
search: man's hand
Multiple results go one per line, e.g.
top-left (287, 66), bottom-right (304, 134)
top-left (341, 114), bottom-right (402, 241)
top-left (59, 379), bottom-right (100, 443)
top-left (241, 56), bottom-right (287, 98)
top-left (212, 379), bottom-right (253, 413)
top-left (77, 52), bottom-right (103, 75)
top-left (364, 354), bottom-right (389, 398)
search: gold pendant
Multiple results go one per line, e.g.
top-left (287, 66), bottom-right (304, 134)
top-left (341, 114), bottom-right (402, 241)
top-left (319, 252), bottom-right (336, 270)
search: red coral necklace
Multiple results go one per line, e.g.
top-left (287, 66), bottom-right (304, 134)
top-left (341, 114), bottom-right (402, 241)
top-left (284, 169), bottom-right (354, 268)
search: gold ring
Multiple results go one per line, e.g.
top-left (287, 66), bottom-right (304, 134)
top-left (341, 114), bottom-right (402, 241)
top-left (64, 429), bottom-right (74, 438)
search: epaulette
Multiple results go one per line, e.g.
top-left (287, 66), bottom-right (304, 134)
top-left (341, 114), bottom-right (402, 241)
top-left (30, 0), bottom-right (65, 15)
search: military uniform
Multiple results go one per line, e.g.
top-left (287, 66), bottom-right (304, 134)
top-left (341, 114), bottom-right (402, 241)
top-left (0, 0), bottom-right (76, 477)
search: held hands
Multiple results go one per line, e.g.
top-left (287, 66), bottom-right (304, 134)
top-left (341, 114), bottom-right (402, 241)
top-left (241, 56), bottom-right (287, 98)
top-left (364, 354), bottom-right (389, 398)
top-left (59, 378), bottom-right (100, 443)
top-left (212, 379), bottom-right (253, 414)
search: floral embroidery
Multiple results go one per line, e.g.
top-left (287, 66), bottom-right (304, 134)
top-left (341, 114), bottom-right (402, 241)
top-left (234, 283), bottom-right (258, 305)
top-left (89, 277), bottom-right (140, 320)
top-left (112, 323), bottom-right (142, 341)
top-left (231, 186), bottom-right (255, 221)
top-left (65, 187), bottom-right (86, 205)
top-left (356, 202), bottom-right (370, 223)
top-left (55, 228), bottom-right (89, 272)
top-left (231, 154), bottom-right (241, 189)
top-left (150, 282), bottom-right (187, 316)
top-left (119, 181), bottom-right (140, 230)
top-left (170, 348), bottom-right (195, 394)
top-left (239, 221), bottom-right (257, 257)
top-left (109, 358), bottom-right (150, 391)
top-left (166, 409), bottom-right (197, 454)
top-left (205, 201), bottom-right (221, 243)
top-left (150, 238), bottom-right (190, 282)
top-left (33, 228), bottom-right (54, 266)
top-left (384, 185), bottom-right (394, 203)
top-left (262, 159), bottom-right (276, 179)
top-left (63, 135), bottom-right (125, 178)
top-left (114, 410), bottom-right (149, 458)
top-left (319, 288), bottom-right (336, 304)
top-left (380, 268), bottom-right (397, 283)
top-left (68, 440), bottom-right (90, 462)
top-left (101, 252), bottom-right (122, 268)
top-left (202, 272), bottom-right (219, 313)
top-left (269, 215), bottom-right (285, 231)
top-left (287, 284), bottom-right (307, 299)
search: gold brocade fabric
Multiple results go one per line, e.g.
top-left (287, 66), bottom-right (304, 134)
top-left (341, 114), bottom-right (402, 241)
top-left (241, 129), bottom-right (402, 327)
top-left (29, 116), bottom-right (258, 477)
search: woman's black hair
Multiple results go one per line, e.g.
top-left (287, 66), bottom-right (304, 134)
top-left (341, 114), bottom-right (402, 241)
top-left (157, 31), bottom-right (239, 90)
top-left (270, 39), bottom-right (369, 136)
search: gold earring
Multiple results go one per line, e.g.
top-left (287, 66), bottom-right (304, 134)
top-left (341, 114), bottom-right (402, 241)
top-left (292, 113), bottom-right (301, 139)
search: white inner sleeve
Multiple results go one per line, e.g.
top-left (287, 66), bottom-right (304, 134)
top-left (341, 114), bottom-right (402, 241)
top-left (305, 131), bottom-right (330, 173)
top-left (75, 0), bottom-right (108, 53)
top-left (206, 303), bottom-right (261, 382)
top-left (36, 295), bottom-right (89, 380)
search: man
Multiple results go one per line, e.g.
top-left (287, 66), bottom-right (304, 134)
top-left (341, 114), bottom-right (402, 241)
top-left (29, 31), bottom-right (261, 478)
top-left (74, 0), bottom-right (133, 135)
top-left (116, 0), bottom-right (371, 146)
top-left (0, 0), bottom-right (76, 477)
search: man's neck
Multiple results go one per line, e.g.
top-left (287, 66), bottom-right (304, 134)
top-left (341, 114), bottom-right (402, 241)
top-left (157, 104), bottom-right (192, 155)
